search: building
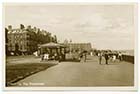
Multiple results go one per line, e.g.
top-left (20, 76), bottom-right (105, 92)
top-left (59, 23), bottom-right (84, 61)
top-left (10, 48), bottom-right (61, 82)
top-left (7, 25), bottom-right (38, 55)
top-left (64, 43), bottom-right (92, 53)
top-left (6, 24), bottom-right (58, 55)
top-left (5, 28), bottom-right (8, 55)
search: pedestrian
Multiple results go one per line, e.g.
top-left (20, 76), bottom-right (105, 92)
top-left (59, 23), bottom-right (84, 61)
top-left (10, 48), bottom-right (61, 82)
top-left (104, 52), bottom-right (109, 65)
top-left (44, 53), bottom-right (49, 61)
top-left (84, 52), bottom-right (87, 62)
top-left (98, 52), bottom-right (103, 64)
top-left (41, 53), bottom-right (44, 61)
top-left (90, 51), bottom-right (93, 56)
top-left (118, 52), bottom-right (122, 61)
top-left (54, 53), bottom-right (57, 60)
top-left (79, 53), bottom-right (83, 62)
top-left (112, 54), bottom-right (116, 63)
top-left (58, 54), bottom-right (62, 63)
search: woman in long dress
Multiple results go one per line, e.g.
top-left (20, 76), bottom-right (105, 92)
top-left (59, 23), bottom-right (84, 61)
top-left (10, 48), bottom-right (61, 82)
top-left (112, 54), bottom-right (116, 63)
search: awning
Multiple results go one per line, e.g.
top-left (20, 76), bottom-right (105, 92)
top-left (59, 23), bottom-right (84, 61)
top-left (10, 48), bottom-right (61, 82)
top-left (39, 42), bottom-right (65, 48)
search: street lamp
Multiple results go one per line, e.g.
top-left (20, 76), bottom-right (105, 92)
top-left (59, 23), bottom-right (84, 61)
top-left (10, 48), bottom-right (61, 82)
top-left (69, 39), bottom-right (72, 54)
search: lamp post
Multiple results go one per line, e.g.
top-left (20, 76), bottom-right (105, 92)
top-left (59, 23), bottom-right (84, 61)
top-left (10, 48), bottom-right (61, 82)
top-left (69, 39), bottom-right (72, 55)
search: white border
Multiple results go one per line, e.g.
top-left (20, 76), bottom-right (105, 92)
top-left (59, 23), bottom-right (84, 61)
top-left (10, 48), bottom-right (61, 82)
top-left (0, 0), bottom-right (140, 94)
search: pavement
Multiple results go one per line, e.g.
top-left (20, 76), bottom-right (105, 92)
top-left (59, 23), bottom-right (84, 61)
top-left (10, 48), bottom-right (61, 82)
top-left (16, 55), bottom-right (134, 87)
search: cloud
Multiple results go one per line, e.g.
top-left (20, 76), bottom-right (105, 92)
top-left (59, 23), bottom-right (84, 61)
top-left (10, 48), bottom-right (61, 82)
top-left (4, 4), bottom-right (135, 50)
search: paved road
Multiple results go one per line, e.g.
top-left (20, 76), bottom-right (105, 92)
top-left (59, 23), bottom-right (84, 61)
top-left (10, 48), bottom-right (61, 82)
top-left (16, 55), bottom-right (134, 86)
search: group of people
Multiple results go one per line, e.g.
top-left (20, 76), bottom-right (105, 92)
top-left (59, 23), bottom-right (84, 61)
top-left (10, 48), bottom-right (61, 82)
top-left (41, 52), bottom-right (50, 61)
top-left (98, 51), bottom-right (123, 65)
top-left (79, 52), bottom-right (87, 62)
top-left (41, 52), bottom-right (66, 62)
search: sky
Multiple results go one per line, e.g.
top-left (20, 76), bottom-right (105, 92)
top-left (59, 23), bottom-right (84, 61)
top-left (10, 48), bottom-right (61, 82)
top-left (4, 3), bottom-right (136, 50)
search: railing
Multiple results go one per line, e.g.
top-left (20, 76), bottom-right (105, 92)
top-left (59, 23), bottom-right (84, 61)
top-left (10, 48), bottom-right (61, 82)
top-left (122, 55), bottom-right (134, 64)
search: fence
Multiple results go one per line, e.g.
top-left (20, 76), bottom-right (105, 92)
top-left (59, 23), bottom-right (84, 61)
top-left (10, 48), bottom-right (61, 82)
top-left (122, 55), bottom-right (134, 64)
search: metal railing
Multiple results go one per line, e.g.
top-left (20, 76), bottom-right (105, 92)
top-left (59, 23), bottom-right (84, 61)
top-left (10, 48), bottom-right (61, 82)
top-left (122, 55), bottom-right (134, 64)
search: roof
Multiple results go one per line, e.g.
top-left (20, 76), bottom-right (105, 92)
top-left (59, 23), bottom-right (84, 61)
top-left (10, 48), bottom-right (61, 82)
top-left (8, 29), bottom-right (28, 34)
top-left (39, 42), bottom-right (66, 48)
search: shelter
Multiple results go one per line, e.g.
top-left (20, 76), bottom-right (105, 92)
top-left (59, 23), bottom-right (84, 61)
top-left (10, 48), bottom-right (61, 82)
top-left (38, 42), bottom-right (66, 60)
top-left (40, 42), bottom-right (65, 48)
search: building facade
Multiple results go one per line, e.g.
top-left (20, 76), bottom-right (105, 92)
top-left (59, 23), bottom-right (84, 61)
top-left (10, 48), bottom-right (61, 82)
top-left (6, 24), bottom-right (58, 55)
top-left (65, 43), bottom-right (92, 53)
top-left (7, 25), bottom-right (38, 55)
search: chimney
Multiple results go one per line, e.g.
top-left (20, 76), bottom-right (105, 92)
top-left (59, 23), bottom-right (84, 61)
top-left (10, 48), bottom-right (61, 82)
top-left (20, 24), bottom-right (25, 29)
top-left (33, 27), bottom-right (36, 31)
top-left (27, 25), bottom-right (31, 31)
top-left (8, 25), bottom-right (12, 31)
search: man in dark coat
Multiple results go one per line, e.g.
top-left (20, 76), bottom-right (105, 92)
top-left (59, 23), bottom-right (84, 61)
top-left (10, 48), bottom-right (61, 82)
top-left (104, 52), bottom-right (109, 64)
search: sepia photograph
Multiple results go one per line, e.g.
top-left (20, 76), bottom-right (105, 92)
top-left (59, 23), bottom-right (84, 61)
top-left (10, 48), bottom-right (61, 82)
top-left (3, 3), bottom-right (137, 90)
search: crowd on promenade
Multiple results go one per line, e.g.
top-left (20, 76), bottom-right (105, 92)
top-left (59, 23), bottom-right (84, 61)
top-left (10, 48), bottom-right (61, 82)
top-left (37, 49), bottom-right (124, 64)
top-left (39, 50), bottom-right (87, 62)
top-left (97, 51), bottom-right (123, 65)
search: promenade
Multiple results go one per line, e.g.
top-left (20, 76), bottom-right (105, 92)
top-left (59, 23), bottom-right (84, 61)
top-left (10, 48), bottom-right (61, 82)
top-left (15, 55), bottom-right (134, 86)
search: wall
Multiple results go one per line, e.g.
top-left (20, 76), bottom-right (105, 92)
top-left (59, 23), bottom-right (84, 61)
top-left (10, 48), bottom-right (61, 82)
top-left (122, 55), bottom-right (134, 64)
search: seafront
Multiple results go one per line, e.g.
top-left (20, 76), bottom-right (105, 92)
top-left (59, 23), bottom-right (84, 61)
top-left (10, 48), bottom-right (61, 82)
top-left (6, 55), bottom-right (134, 87)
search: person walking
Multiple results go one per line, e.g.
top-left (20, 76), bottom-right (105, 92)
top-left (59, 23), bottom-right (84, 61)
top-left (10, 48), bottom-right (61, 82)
top-left (98, 52), bottom-right (103, 64)
top-left (84, 52), bottom-right (87, 62)
top-left (44, 53), bottom-right (49, 61)
top-left (58, 54), bottom-right (62, 63)
top-left (79, 52), bottom-right (83, 62)
top-left (104, 52), bottom-right (109, 65)
top-left (112, 54), bottom-right (116, 63)
top-left (41, 53), bottom-right (44, 61)
top-left (118, 52), bottom-right (122, 61)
